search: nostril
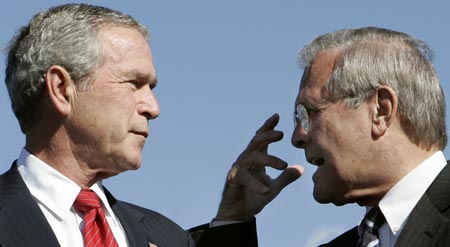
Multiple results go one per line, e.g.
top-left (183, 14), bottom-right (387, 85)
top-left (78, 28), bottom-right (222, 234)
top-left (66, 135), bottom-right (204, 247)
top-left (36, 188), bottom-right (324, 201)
top-left (137, 100), bottom-right (160, 120)
top-left (142, 112), bottom-right (152, 120)
top-left (292, 125), bottom-right (310, 148)
top-left (294, 140), bottom-right (306, 149)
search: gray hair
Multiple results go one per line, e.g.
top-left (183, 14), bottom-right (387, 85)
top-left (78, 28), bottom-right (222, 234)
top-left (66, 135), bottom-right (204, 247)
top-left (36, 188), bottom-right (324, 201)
top-left (5, 3), bottom-right (149, 132)
top-left (298, 27), bottom-right (447, 150)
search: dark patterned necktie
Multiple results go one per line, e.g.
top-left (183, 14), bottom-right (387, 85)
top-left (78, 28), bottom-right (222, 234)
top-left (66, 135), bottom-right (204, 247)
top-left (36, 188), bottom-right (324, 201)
top-left (357, 207), bottom-right (385, 247)
top-left (74, 189), bottom-right (119, 247)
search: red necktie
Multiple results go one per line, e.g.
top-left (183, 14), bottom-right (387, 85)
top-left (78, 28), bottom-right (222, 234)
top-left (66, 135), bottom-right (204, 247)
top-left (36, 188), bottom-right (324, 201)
top-left (74, 189), bottom-right (119, 247)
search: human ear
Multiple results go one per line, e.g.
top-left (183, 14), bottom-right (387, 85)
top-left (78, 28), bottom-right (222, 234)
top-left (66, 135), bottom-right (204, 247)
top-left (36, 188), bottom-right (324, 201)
top-left (371, 86), bottom-right (398, 137)
top-left (45, 65), bottom-right (76, 117)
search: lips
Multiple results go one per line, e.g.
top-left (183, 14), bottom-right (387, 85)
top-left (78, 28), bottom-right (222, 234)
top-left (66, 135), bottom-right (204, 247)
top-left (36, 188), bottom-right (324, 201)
top-left (132, 130), bottom-right (148, 138)
top-left (307, 157), bottom-right (325, 167)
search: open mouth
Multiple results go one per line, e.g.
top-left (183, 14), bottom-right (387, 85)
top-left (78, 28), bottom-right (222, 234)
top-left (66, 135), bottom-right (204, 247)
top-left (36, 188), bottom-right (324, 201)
top-left (309, 157), bottom-right (325, 166)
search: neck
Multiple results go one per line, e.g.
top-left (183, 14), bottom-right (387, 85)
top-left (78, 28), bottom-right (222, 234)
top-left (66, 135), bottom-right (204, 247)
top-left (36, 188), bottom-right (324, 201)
top-left (354, 137), bottom-right (439, 206)
top-left (25, 126), bottom-right (106, 188)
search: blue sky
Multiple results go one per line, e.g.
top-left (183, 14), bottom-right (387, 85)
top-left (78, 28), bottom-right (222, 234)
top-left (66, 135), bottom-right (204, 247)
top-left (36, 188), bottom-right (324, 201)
top-left (1, 1), bottom-right (449, 246)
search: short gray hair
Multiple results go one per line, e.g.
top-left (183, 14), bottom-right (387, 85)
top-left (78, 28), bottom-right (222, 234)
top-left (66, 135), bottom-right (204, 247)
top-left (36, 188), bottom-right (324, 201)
top-left (5, 3), bottom-right (149, 132)
top-left (298, 27), bottom-right (447, 150)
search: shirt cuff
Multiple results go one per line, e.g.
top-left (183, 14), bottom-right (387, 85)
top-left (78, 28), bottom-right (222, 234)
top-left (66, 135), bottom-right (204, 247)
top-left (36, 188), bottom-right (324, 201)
top-left (210, 219), bottom-right (243, 227)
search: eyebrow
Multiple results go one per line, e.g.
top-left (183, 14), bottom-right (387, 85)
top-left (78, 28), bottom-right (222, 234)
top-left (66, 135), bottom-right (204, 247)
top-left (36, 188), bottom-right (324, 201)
top-left (124, 70), bottom-right (158, 88)
top-left (296, 98), bottom-right (325, 111)
top-left (295, 96), bottom-right (311, 107)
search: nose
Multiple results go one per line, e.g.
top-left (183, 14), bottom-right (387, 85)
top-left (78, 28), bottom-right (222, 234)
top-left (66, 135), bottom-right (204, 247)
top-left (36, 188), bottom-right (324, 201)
top-left (291, 124), bottom-right (310, 148)
top-left (137, 86), bottom-right (160, 120)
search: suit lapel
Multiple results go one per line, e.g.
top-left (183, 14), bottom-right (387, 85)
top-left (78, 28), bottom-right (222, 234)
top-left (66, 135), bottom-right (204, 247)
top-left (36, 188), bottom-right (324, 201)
top-left (0, 164), bottom-right (152, 247)
top-left (105, 189), bottom-right (150, 247)
top-left (0, 164), bottom-right (60, 247)
top-left (396, 162), bottom-right (450, 247)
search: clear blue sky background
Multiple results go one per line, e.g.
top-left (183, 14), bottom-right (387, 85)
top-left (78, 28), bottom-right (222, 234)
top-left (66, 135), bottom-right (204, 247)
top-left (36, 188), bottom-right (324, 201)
top-left (1, 1), bottom-right (449, 246)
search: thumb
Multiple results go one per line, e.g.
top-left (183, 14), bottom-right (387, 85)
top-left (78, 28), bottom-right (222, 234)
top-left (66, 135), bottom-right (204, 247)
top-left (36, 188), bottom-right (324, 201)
top-left (273, 165), bottom-right (304, 192)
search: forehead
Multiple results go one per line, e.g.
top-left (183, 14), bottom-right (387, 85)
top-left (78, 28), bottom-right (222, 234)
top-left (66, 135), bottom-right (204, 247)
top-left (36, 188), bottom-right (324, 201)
top-left (297, 50), bottom-right (338, 105)
top-left (96, 26), bottom-right (156, 82)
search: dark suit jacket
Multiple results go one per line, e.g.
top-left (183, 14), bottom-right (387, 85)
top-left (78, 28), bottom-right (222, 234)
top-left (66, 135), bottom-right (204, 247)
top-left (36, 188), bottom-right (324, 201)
top-left (321, 162), bottom-right (450, 247)
top-left (0, 164), bottom-right (257, 247)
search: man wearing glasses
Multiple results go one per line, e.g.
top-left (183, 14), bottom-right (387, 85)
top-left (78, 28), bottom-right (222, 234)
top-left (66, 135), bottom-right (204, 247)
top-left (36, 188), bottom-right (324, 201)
top-left (224, 26), bottom-right (450, 246)
top-left (289, 26), bottom-right (448, 246)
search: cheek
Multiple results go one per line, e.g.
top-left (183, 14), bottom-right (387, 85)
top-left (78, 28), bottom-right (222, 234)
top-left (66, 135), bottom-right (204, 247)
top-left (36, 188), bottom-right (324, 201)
top-left (319, 111), bottom-right (366, 159)
top-left (101, 92), bottom-right (137, 126)
top-left (312, 127), bottom-right (355, 186)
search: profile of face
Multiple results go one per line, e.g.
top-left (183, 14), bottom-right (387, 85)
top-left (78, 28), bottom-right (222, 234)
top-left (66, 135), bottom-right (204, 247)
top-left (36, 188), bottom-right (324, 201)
top-left (291, 51), bottom-right (375, 206)
top-left (66, 27), bottom-right (160, 177)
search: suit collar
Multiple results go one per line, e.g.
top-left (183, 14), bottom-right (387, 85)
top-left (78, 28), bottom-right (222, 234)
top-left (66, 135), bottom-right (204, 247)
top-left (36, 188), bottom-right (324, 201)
top-left (0, 163), bottom-right (155, 247)
top-left (395, 162), bottom-right (450, 246)
top-left (378, 151), bottom-right (447, 236)
top-left (0, 163), bottom-right (60, 247)
top-left (105, 188), bottom-right (151, 247)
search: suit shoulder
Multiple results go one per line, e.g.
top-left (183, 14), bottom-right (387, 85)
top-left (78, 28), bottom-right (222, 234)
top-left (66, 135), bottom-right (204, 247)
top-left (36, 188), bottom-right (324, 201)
top-left (116, 200), bottom-right (184, 229)
top-left (113, 200), bottom-right (194, 246)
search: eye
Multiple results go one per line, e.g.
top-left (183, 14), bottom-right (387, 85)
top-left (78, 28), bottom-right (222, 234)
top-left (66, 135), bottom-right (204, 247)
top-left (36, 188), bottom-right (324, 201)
top-left (124, 80), bottom-right (147, 91)
top-left (305, 106), bottom-right (319, 117)
top-left (124, 81), bottom-right (138, 90)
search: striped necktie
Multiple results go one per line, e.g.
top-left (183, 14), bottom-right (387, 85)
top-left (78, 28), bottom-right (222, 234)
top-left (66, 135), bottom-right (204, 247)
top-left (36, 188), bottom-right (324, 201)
top-left (357, 207), bottom-right (385, 247)
top-left (74, 189), bottom-right (119, 247)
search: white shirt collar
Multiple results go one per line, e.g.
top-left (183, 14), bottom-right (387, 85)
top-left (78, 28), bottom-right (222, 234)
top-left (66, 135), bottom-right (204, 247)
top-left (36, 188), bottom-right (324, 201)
top-left (377, 151), bottom-right (447, 235)
top-left (17, 148), bottom-right (113, 220)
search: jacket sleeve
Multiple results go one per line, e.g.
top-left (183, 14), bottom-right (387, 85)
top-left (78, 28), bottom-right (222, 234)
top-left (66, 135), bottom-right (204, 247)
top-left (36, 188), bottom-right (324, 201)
top-left (189, 218), bottom-right (258, 247)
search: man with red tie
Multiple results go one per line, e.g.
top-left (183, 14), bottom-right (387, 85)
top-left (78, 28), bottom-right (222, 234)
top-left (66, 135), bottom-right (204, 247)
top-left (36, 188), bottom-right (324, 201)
top-left (0, 3), bottom-right (302, 246)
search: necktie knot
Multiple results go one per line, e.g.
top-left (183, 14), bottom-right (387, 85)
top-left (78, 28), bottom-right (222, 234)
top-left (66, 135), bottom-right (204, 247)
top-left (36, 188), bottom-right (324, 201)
top-left (74, 189), bottom-right (102, 213)
top-left (358, 207), bottom-right (385, 247)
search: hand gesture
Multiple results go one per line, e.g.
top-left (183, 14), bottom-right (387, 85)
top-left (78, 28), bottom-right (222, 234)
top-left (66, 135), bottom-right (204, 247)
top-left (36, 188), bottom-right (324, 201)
top-left (215, 114), bottom-right (304, 221)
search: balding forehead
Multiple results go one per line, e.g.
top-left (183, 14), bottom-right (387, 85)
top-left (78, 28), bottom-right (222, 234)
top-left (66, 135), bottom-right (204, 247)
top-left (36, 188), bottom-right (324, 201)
top-left (298, 50), bottom-right (339, 104)
top-left (303, 51), bottom-right (337, 86)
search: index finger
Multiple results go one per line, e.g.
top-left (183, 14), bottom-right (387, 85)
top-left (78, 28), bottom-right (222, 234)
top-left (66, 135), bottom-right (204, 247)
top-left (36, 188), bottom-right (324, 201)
top-left (247, 130), bottom-right (283, 152)
top-left (255, 113), bottom-right (280, 135)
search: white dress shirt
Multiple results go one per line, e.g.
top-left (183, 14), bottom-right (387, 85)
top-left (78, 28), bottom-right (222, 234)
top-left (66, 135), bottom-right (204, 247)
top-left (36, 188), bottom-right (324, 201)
top-left (16, 148), bottom-right (129, 247)
top-left (361, 151), bottom-right (447, 247)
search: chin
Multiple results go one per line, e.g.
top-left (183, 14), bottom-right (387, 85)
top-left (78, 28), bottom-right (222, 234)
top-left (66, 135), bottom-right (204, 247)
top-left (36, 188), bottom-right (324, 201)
top-left (117, 149), bottom-right (143, 170)
top-left (111, 157), bottom-right (142, 173)
top-left (121, 159), bottom-right (142, 171)
top-left (313, 190), bottom-right (330, 204)
top-left (313, 196), bottom-right (331, 204)
top-left (130, 162), bottom-right (142, 170)
top-left (313, 187), bottom-right (341, 205)
top-left (331, 200), bottom-right (348, 206)
top-left (314, 195), bottom-right (347, 206)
